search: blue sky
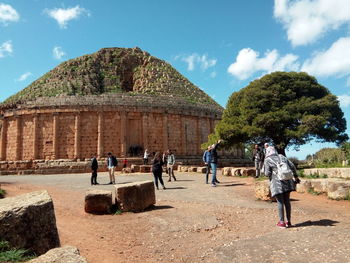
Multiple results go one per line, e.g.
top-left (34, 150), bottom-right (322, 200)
top-left (1, 0), bottom-right (350, 159)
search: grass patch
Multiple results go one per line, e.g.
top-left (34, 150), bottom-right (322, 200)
top-left (114, 209), bottom-right (122, 215)
top-left (255, 176), bottom-right (269, 181)
top-left (307, 188), bottom-right (321, 196)
top-left (0, 188), bottom-right (6, 198)
top-left (0, 240), bottom-right (35, 262)
top-left (298, 170), bottom-right (328, 179)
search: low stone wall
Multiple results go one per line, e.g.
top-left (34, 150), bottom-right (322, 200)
top-left (222, 167), bottom-right (255, 177)
top-left (304, 168), bottom-right (350, 179)
top-left (0, 190), bottom-right (60, 255)
top-left (297, 178), bottom-right (350, 200)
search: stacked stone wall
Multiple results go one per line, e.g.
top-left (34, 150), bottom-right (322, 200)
top-left (168, 114), bottom-right (182, 154)
top-left (37, 114), bottom-right (54, 159)
top-left (103, 112), bottom-right (121, 156)
top-left (57, 113), bottom-right (75, 159)
top-left (80, 112), bottom-right (98, 158)
top-left (22, 115), bottom-right (34, 160)
top-left (6, 117), bottom-right (17, 160)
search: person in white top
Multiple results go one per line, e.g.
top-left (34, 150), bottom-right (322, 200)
top-left (143, 149), bottom-right (149, 165)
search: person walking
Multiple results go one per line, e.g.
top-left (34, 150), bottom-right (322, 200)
top-left (252, 144), bottom-right (264, 178)
top-left (143, 149), bottom-right (149, 165)
top-left (90, 154), bottom-right (99, 185)
top-left (209, 139), bottom-right (223, 187)
top-left (166, 149), bottom-right (176, 182)
top-left (106, 152), bottom-right (118, 184)
top-left (264, 146), bottom-right (300, 228)
top-left (152, 152), bottom-right (166, 190)
top-left (202, 146), bottom-right (212, 184)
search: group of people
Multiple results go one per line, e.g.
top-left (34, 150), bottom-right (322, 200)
top-left (90, 141), bottom-right (301, 228)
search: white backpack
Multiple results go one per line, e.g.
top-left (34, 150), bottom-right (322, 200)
top-left (270, 154), bottom-right (294, 180)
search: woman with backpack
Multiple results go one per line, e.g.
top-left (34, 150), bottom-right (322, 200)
top-left (264, 146), bottom-right (300, 228)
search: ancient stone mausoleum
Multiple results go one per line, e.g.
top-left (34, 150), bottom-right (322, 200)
top-left (0, 47), bottom-right (244, 162)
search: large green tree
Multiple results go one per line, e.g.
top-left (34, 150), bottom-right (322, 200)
top-left (210, 72), bottom-right (348, 155)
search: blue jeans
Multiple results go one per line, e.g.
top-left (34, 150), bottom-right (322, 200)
top-left (210, 163), bottom-right (217, 184)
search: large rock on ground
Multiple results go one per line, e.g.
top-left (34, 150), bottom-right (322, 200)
top-left (131, 164), bottom-right (140, 172)
top-left (242, 168), bottom-right (255, 177)
top-left (232, 168), bottom-right (242, 177)
top-left (327, 182), bottom-right (350, 200)
top-left (0, 190), bottom-right (60, 255)
top-left (140, 165), bottom-right (151, 173)
top-left (222, 167), bottom-right (232, 176)
top-left (85, 190), bottom-right (112, 214)
top-left (296, 180), bottom-right (312, 193)
top-left (188, 167), bottom-right (197, 172)
top-left (28, 246), bottom-right (87, 263)
top-left (114, 181), bottom-right (155, 212)
top-left (255, 180), bottom-right (275, 201)
top-left (197, 167), bottom-right (207, 173)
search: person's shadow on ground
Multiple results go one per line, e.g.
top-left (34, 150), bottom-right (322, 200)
top-left (217, 183), bottom-right (245, 187)
top-left (293, 219), bottom-right (339, 227)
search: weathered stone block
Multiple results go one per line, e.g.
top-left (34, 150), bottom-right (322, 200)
top-left (197, 166), bottom-right (207, 173)
top-left (114, 180), bottom-right (155, 212)
top-left (242, 168), bottom-right (255, 177)
top-left (28, 246), bottom-right (87, 263)
top-left (254, 180), bottom-right (275, 201)
top-left (131, 164), bottom-right (140, 172)
top-left (140, 165), bottom-right (151, 173)
top-left (85, 190), bottom-right (112, 214)
top-left (327, 182), bottom-right (350, 200)
top-left (122, 167), bottom-right (132, 173)
top-left (296, 180), bottom-right (312, 193)
top-left (310, 179), bottom-right (327, 193)
top-left (188, 167), bottom-right (197, 172)
top-left (232, 168), bottom-right (242, 177)
top-left (222, 167), bottom-right (232, 176)
top-left (0, 190), bottom-right (60, 255)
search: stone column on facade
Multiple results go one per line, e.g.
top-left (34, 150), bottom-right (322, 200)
top-left (120, 111), bottom-right (127, 157)
top-left (0, 117), bottom-right (7, 161)
top-left (15, 115), bottom-right (22, 161)
top-left (97, 112), bottom-right (104, 158)
top-left (33, 114), bottom-right (39, 160)
top-left (52, 113), bottom-right (59, 159)
top-left (163, 114), bottom-right (169, 151)
top-left (196, 117), bottom-right (201, 155)
top-left (180, 116), bottom-right (186, 155)
top-left (142, 112), bottom-right (148, 150)
top-left (74, 113), bottom-right (81, 159)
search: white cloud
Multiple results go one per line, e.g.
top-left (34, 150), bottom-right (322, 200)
top-left (45, 5), bottom-right (90, 29)
top-left (227, 48), bottom-right (299, 80)
top-left (53, 46), bottom-right (66, 60)
top-left (274, 0), bottom-right (350, 46)
top-left (338, 94), bottom-right (350, 108)
top-left (177, 53), bottom-right (217, 71)
top-left (0, 3), bottom-right (19, 25)
top-left (0, 40), bottom-right (13, 58)
top-left (301, 37), bottom-right (350, 77)
top-left (16, 72), bottom-right (32, 82)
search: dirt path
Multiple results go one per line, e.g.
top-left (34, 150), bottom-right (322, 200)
top-left (1, 172), bottom-right (350, 263)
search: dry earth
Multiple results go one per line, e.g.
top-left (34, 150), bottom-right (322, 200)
top-left (1, 171), bottom-right (350, 263)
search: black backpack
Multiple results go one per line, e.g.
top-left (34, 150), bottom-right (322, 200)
top-left (112, 156), bottom-right (118, 166)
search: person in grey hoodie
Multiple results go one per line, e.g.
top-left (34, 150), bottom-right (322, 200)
top-left (264, 146), bottom-right (300, 228)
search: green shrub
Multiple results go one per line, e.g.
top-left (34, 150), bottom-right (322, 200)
top-left (307, 188), bottom-right (321, 196)
top-left (0, 189), bottom-right (6, 198)
top-left (0, 241), bottom-right (35, 262)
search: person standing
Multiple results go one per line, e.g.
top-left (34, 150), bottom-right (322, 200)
top-left (90, 154), bottom-right (99, 185)
top-left (143, 149), bottom-right (149, 165)
top-left (166, 149), bottom-right (176, 182)
top-left (252, 144), bottom-right (264, 178)
top-left (264, 146), bottom-right (300, 228)
top-left (209, 139), bottom-right (223, 187)
top-left (202, 146), bottom-right (212, 184)
top-left (106, 152), bottom-right (118, 184)
top-left (152, 152), bottom-right (166, 190)
top-left (122, 158), bottom-right (128, 168)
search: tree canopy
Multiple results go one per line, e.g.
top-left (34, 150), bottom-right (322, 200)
top-left (209, 71), bottom-right (348, 155)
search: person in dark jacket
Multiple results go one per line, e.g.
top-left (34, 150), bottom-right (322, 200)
top-left (202, 146), bottom-right (212, 184)
top-left (252, 144), bottom-right (264, 178)
top-left (209, 139), bottom-right (223, 187)
top-left (91, 154), bottom-right (99, 185)
top-left (152, 152), bottom-right (166, 190)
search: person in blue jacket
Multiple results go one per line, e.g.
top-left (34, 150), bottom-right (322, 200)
top-left (202, 146), bottom-right (212, 184)
top-left (209, 139), bottom-right (223, 187)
